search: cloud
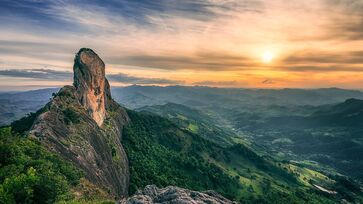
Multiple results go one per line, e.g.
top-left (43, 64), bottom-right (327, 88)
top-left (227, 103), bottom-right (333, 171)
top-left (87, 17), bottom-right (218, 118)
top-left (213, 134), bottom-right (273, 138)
top-left (106, 51), bottom-right (256, 71)
top-left (0, 0), bottom-right (261, 35)
top-left (0, 69), bottom-right (72, 80)
top-left (325, 16), bottom-right (363, 41)
top-left (321, 0), bottom-right (363, 40)
top-left (0, 0), bottom-right (263, 72)
top-left (0, 69), bottom-right (183, 85)
top-left (261, 79), bottom-right (274, 84)
top-left (1, 0), bottom-right (363, 89)
top-left (192, 80), bottom-right (238, 86)
top-left (279, 50), bottom-right (363, 72)
top-left (46, 0), bottom-right (263, 27)
top-left (283, 50), bottom-right (363, 65)
top-left (280, 65), bottom-right (363, 72)
top-left (108, 73), bottom-right (183, 85)
top-left (0, 39), bottom-right (75, 64)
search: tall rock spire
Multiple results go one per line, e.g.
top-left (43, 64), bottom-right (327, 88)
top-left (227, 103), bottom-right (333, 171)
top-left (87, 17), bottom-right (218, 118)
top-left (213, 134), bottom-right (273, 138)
top-left (29, 48), bottom-right (130, 198)
top-left (73, 48), bottom-right (110, 126)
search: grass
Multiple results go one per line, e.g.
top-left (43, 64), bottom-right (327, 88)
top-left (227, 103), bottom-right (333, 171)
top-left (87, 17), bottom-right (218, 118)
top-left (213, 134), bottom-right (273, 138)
top-left (187, 123), bottom-right (199, 133)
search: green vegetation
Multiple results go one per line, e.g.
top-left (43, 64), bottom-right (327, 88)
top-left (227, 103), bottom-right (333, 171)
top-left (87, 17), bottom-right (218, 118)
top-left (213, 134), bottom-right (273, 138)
top-left (10, 106), bottom-right (48, 135)
top-left (122, 110), bottom-right (341, 203)
top-left (2, 86), bottom-right (363, 203)
top-left (62, 107), bottom-right (81, 124)
top-left (0, 127), bottom-right (82, 203)
top-left (136, 100), bottom-right (363, 202)
top-left (138, 103), bottom-right (236, 146)
top-left (123, 110), bottom-right (241, 199)
top-left (0, 127), bottom-right (112, 204)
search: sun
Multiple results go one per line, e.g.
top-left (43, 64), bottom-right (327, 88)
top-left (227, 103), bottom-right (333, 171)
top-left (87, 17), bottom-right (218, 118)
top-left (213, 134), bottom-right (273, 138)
top-left (262, 51), bottom-right (274, 63)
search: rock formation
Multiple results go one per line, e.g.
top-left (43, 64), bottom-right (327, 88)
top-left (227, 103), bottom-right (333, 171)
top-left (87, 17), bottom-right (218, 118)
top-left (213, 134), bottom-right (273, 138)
top-left (27, 48), bottom-right (237, 202)
top-left (73, 48), bottom-right (108, 126)
top-left (29, 48), bottom-right (130, 198)
top-left (126, 185), bottom-right (236, 204)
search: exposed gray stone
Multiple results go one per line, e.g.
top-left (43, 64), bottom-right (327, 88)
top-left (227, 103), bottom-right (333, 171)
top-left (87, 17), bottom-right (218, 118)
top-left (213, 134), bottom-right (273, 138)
top-left (126, 185), bottom-right (236, 204)
top-left (29, 48), bottom-right (130, 199)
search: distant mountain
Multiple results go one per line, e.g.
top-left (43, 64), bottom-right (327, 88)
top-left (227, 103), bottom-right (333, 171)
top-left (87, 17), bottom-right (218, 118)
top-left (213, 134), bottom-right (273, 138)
top-left (0, 88), bottom-right (58, 126)
top-left (3, 85), bottom-right (363, 127)
top-left (113, 86), bottom-right (363, 109)
top-left (310, 98), bottom-right (363, 127)
top-left (3, 49), bottom-right (361, 203)
top-left (252, 98), bottom-right (363, 129)
top-left (232, 99), bottom-right (363, 183)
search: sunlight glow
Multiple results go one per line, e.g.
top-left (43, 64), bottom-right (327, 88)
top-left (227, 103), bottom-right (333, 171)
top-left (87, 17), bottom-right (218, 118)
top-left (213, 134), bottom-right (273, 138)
top-left (262, 51), bottom-right (274, 63)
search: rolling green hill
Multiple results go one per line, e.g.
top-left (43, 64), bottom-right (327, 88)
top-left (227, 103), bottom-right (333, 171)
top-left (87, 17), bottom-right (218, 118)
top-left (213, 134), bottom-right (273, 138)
top-left (122, 109), bottom-right (359, 203)
top-left (137, 103), bottom-right (236, 146)
top-left (1, 87), bottom-right (363, 203)
top-left (232, 99), bottom-right (363, 184)
top-left (2, 105), bottom-right (362, 203)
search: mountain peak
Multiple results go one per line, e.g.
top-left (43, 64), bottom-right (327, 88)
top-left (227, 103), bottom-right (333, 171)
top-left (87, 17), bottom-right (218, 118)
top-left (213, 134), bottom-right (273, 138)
top-left (27, 48), bottom-right (130, 198)
top-left (73, 48), bottom-right (110, 126)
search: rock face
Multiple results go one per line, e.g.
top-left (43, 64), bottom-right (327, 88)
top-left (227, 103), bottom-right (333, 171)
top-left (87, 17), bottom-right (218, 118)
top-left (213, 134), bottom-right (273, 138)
top-left (26, 48), bottom-right (237, 202)
top-left (29, 48), bottom-right (130, 198)
top-left (126, 185), bottom-right (236, 204)
top-left (73, 48), bottom-right (108, 126)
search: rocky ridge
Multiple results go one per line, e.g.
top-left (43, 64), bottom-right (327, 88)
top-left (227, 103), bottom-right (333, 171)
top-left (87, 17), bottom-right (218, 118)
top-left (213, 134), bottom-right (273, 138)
top-left (27, 48), bottom-right (235, 203)
top-left (29, 48), bottom-right (130, 198)
top-left (126, 185), bottom-right (236, 204)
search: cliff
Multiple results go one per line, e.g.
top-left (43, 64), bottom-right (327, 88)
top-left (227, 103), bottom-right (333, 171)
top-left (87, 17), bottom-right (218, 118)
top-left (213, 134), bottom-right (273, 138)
top-left (26, 48), bottom-right (236, 203)
top-left (29, 48), bottom-right (130, 198)
top-left (73, 48), bottom-right (109, 126)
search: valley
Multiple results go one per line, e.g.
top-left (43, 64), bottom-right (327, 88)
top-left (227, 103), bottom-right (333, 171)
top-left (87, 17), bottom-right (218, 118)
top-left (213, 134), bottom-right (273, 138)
top-left (1, 84), bottom-right (363, 203)
top-left (2, 0), bottom-right (363, 203)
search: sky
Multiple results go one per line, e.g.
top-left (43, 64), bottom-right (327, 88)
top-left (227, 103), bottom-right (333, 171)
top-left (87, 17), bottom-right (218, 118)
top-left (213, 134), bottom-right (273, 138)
top-left (0, 0), bottom-right (363, 90)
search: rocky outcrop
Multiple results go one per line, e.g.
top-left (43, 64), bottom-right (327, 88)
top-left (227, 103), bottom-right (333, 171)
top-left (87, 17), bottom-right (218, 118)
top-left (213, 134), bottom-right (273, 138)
top-left (73, 48), bottom-right (109, 126)
top-left (29, 48), bottom-right (130, 199)
top-left (126, 185), bottom-right (236, 204)
top-left (26, 48), bottom-right (238, 202)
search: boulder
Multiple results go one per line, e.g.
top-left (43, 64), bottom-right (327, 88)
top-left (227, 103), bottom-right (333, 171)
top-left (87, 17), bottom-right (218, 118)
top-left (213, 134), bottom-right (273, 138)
top-left (126, 185), bottom-right (236, 204)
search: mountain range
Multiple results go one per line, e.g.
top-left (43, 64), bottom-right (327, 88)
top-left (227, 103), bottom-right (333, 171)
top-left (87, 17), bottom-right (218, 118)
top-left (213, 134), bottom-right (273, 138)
top-left (0, 49), bottom-right (362, 203)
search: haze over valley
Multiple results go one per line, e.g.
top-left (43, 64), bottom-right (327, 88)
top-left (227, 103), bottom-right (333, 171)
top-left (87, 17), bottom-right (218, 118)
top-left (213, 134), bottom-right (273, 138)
top-left (1, 0), bottom-right (363, 203)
